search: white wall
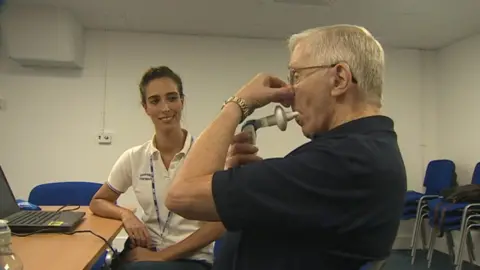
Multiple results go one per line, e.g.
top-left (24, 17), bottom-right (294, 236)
top-left (0, 30), bottom-right (434, 245)
top-left (432, 33), bottom-right (480, 261)
top-left (437, 34), bottom-right (480, 182)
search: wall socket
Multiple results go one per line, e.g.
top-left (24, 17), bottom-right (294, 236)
top-left (97, 132), bottom-right (113, 145)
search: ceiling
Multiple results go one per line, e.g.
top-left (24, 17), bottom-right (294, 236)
top-left (6, 0), bottom-right (480, 49)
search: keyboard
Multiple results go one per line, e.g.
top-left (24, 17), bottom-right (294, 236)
top-left (8, 211), bottom-right (60, 225)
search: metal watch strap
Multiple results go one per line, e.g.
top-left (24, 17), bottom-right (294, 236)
top-left (222, 96), bottom-right (251, 123)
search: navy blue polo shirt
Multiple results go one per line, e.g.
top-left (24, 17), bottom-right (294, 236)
top-left (211, 115), bottom-right (407, 270)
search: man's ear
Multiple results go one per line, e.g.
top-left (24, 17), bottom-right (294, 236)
top-left (331, 63), bottom-right (351, 97)
top-left (142, 102), bottom-right (148, 113)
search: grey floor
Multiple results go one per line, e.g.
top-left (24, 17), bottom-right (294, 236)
top-left (386, 250), bottom-right (480, 270)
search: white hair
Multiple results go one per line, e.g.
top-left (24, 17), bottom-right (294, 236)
top-left (288, 24), bottom-right (385, 106)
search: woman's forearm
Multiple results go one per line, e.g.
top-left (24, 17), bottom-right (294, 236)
top-left (157, 222), bottom-right (226, 261)
top-left (89, 198), bottom-right (133, 221)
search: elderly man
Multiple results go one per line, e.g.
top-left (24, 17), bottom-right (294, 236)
top-left (166, 24), bottom-right (407, 270)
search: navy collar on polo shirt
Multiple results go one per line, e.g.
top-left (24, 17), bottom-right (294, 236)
top-left (312, 115), bottom-right (394, 140)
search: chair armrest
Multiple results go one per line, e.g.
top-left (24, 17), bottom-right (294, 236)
top-left (419, 195), bottom-right (441, 203)
top-left (466, 214), bottom-right (480, 224)
top-left (465, 203), bottom-right (480, 212)
top-left (416, 195), bottom-right (441, 213)
top-left (466, 222), bottom-right (480, 231)
top-left (459, 204), bottom-right (480, 233)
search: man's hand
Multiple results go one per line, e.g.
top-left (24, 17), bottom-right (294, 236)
top-left (235, 73), bottom-right (294, 110)
top-left (226, 132), bottom-right (263, 169)
top-left (126, 247), bottom-right (165, 262)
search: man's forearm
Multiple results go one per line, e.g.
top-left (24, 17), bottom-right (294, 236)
top-left (175, 102), bottom-right (242, 180)
top-left (166, 102), bottom-right (243, 220)
top-left (157, 222), bottom-right (226, 261)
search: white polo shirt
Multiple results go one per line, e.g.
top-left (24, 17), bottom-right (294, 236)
top-left (107, 132), bottom-right (213, 263)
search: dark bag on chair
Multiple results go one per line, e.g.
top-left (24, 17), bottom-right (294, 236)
top-left (441, 184), bottom-right (480, 203)
top-left (432, 201), bottom-right (448, 237)
top-left (439, 171), bottom-right (459, 198)
top-left (433, 183), bottom-right (480, 237)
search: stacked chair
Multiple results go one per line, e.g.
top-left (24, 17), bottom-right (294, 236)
top-left (422, 162), bottom-right (480, 270)
top-left (456, 205), bottom-right (480, 270)
top-left (403, 159), bottom-right (457, 264)
top-left (404, 160), bottom-right (480, 270)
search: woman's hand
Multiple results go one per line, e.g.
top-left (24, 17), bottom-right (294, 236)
top-left (225, 132), bottom-right (263, 169)
top-left (121, 210), bottom-right (152, 249)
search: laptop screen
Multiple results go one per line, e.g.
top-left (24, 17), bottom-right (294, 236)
top-left (0, 166), bottom-right (21, 219)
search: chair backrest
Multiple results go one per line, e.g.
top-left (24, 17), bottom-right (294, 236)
top-left (424, 159), bottom-right (456, 195)
top-left (28, 181), bottom-right (102, 206)
top-left (471, 162), bottom-right (480, 185)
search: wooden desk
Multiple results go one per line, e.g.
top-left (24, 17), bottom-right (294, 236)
top-left (12, 206), bottom-right (130, 270)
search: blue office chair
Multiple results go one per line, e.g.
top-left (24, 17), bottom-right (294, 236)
top-left (456, 213), bottom-right (480, 270)
top-left (404, 159), bottom-right (456, 264)
top-left (28, 181), bottom-right (110, 270)
top-left (213, 238), bottom-right (223, 260)
top-left (424, 162), bottom-right (480, 269)
top-left (29, 181), bottom-right (102, 206)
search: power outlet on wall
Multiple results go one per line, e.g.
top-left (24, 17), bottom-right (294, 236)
top-left (97, 131), bottom-right (113, 145)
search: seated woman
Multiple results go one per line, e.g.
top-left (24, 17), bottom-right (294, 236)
top-left (90, 66), bottom-right (225, 270)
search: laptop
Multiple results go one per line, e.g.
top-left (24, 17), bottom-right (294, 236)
top-left (0, 166), bottom-right (85, 233)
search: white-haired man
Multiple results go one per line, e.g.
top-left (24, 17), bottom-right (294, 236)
top-left (165, 24), bottom-right (407, 270)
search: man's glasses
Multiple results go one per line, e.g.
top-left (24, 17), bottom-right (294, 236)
top-left (288, 63), bottom-right (358, 86)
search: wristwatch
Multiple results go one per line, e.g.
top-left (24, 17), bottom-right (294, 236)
top-left (222, 96), bottom-right (252, 123)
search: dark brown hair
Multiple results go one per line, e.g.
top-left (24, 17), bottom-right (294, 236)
top-left (139, 66), bottom-right (184, 104)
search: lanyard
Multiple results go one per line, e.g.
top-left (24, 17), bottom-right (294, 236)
top-left (149, 136), bottom-right (194, 247)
